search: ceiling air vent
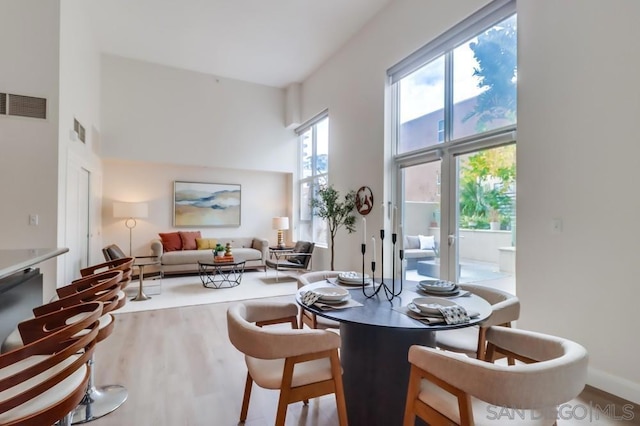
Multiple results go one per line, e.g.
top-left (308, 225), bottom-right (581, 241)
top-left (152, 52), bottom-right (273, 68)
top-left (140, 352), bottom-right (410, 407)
top-left (7, 94), bottom-right (47, 119)
top-left (0, 93), bottom-right (6, 115)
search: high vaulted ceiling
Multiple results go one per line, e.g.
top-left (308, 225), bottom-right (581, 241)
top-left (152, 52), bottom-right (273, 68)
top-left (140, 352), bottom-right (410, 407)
top-left (85, 0), bottom-right (393, 88)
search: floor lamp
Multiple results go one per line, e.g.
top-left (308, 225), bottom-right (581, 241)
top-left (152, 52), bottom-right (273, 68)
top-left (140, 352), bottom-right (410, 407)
top-left (113, 202), bottom-right (149, 255)
top-left (272, 217), bottom-right (289, 249)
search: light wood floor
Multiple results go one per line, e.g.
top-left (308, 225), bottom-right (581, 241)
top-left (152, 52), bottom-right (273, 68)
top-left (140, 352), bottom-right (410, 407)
top-left (92, 296), bottom-right (639, 426)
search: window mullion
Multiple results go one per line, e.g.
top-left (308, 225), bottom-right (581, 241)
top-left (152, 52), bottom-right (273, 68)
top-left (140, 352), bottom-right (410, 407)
top-left (312, 126), bottom-right (318, 177)
top-left (444, 51), bottom-right (454, 143)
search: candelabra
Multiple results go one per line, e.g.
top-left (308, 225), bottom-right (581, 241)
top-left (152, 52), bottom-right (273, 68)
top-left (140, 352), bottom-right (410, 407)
top-left (361, 229), bottom-right (404, 301)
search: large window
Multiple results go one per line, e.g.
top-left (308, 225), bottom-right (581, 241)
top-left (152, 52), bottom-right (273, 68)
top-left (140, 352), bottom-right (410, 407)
top-left (390, 0), bottom-right (517, 291)
top-left (391, 1), bottom-right (516, 155)
top-left (297, 112), bottom-right (329, 245)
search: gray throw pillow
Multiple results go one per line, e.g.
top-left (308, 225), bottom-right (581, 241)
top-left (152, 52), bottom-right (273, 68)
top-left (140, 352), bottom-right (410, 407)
top-left (405, 235), bottom-right (420, 249)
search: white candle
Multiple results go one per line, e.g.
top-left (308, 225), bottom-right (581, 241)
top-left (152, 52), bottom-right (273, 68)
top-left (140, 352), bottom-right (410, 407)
top-left (393, 205), bottom-right (398, 234)
top-left (372, 236), bottom-right (376, 262)
top-left (362, 217), bottom-right (367, 245)
top-left (399, 224), bottom-right (403, 250)
top-left (381, 203), bottom-right (385, 231)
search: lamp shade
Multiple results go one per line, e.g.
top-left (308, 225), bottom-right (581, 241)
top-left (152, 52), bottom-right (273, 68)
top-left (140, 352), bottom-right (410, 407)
top-left (113, 202), bottom-right (149, 219)
top-left (272, 217), bottom-right (289, 230)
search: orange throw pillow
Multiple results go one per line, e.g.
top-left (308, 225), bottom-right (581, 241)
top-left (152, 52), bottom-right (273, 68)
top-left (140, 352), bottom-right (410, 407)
top-left (179, 231), bottom-right (202, 250)
top-left (159, 232), bottom-right (182, 252)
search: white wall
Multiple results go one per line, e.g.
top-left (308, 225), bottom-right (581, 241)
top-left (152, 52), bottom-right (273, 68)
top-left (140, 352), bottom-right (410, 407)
top-left (58, 0), bottom-right (105, 285)
top-left (299, 0), bottom-right (640, 403)
top-left (0, 0), bottom-right (61, 300)
top-left (99, 56), bottom-right (298, 259)
top-left (300, 0), bottom-right (490, 272)
top-left (101, 55), bottom-right (297, 173)
top-left (102, 159), bottom-right (290, 256)
top-left (517, 0), bottom-right (640, 403)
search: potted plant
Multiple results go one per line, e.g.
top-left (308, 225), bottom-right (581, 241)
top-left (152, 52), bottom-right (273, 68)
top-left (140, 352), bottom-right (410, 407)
top-left (489, 209), bottom-right (501, 230)
top-left (214, 243), bottom-right (225, 257)
top-left (310, 184), bottom-right (356, 270)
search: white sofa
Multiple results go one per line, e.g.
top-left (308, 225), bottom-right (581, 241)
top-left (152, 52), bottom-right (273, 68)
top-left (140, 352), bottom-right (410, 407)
top-left (404, 235), bottom-right (437, 269)
top-left (151, 237), bottom-right (269, 276)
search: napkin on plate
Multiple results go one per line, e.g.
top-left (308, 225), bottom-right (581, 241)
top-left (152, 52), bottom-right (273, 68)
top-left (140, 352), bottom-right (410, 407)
top-left (396, 305), bottom-right (474, 325)
top-left (300, 290), bottom-right (363, 310)
top-left (300, 290), bottom-right (322, 306)
top-left (438, 305), bottom-right (470, 324)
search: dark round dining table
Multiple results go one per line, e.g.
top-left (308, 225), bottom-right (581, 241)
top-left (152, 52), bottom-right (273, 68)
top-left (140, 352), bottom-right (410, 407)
top-left (296, 278), bottom-right (492, 426)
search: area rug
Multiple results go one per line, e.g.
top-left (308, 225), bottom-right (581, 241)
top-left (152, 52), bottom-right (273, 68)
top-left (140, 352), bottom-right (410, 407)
top-left (116, 271), bottom-right (298, 314)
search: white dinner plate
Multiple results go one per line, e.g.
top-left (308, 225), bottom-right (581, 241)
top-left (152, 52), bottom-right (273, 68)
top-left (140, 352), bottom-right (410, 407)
top-left (337, 278), bottom-right (372, 287)
top-left (411, 297), bottom-right (457, 314)
top-left (417, 286), bottom-right (460, 297)
top-left (338, 271), bottom-right (370, 283)
top-left (418, 279), bottom-right (456, 291)
top-left (407, 303), bottom-right (479, 319)
top-left (314, 286), bottom-right (350, 301)
top-left (318, 295), bottom-right (351, 305)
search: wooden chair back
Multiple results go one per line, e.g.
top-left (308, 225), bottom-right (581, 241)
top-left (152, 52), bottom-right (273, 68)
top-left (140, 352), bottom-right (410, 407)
top-left (80, 257), bottom-right (134, 290)
top-left (0, 302), bottom-right (102, 426)
top-left (37, 270), bottom-right (122, 317)
top-left (227, 300), bottom-right (348, 426)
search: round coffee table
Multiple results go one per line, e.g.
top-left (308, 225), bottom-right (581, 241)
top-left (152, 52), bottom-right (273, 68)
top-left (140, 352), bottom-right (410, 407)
top-left (198, 260), bottom-right (246, 288)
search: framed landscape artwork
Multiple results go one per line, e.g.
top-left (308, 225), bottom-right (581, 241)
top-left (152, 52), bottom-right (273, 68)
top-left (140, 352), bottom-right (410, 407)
top-left (173, 181), bottom-right (241, 227)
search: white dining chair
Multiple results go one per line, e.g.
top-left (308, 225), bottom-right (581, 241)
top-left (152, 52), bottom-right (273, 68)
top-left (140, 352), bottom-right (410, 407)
top-left (435, 283), bottom-right (520, 361)
top-left (404, 326), bottom-right (588, 426)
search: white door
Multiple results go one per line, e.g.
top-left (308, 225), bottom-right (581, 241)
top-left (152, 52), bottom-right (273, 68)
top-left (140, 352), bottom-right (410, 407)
top-left (65, 164), bottom-right (91, 283)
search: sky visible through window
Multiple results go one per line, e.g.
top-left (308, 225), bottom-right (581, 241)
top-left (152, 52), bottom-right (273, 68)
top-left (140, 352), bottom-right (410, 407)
top-left (400, 39), bottom-right (486, 124)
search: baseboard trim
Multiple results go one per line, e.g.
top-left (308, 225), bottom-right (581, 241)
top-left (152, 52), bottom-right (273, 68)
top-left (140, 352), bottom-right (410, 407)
top-left (588, 367), bottom-right (640, 405)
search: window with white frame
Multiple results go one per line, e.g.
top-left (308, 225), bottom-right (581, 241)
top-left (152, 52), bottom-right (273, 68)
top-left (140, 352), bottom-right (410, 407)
top-left (390, 0), bottom-right (517, 283)
top-left (390, 0), bottom-right (517, 155)
top-left (296, 111), bottom-right (329, 246)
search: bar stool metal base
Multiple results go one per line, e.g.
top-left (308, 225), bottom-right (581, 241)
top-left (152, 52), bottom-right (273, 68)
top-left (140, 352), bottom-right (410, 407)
top-left (71, 384), bottom-right (128, 424)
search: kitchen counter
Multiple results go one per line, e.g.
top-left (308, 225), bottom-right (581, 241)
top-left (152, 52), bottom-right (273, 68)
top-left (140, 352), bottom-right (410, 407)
top-left (0, 247), bottom-right (68, 347)
top-left (0, 248), bottom-right (68, 280)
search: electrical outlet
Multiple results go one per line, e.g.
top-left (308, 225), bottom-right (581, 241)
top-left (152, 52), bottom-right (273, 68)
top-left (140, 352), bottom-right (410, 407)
top-left (29, 214), bottom-right (39, 226)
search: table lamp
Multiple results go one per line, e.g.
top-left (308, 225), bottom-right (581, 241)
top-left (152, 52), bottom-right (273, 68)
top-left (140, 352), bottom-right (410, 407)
top-left (272, 217), bottom-right (289, 249)
top-left (113, 202), bottom-right (149, 255)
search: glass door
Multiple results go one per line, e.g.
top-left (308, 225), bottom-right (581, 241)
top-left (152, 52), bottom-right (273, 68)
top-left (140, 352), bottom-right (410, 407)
top-left (400, 144), bottom-right (516, 295)
top-left (400, 160), bottom-right (442, 282)
top-left (451, 144), bottom-right (516, 293)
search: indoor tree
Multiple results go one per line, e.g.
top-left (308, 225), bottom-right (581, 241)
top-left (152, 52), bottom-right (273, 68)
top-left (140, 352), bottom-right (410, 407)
top-left (310, 185), bottom-right (356, 270)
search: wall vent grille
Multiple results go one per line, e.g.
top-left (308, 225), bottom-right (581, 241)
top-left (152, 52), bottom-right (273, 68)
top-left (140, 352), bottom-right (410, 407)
top-left (0, 93), bottom-right (47, 119)
top-left (10, 94), bottom-right (47, 119)
top-left (74, 118), bottom-right (86, 143)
